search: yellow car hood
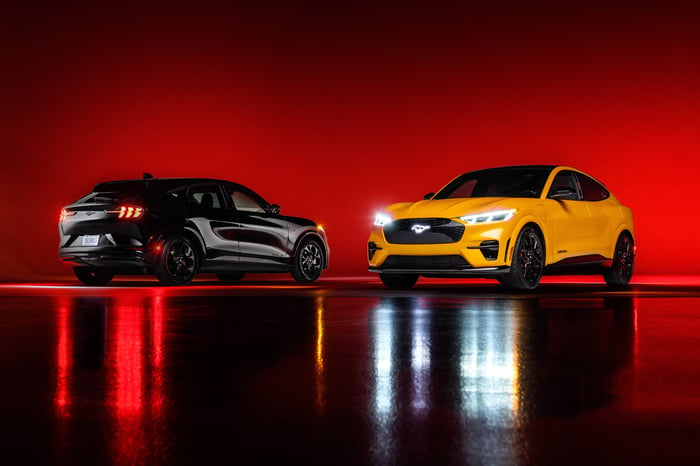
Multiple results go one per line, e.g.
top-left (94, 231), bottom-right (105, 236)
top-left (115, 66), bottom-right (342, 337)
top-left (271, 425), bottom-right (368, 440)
top-left (387, 197), bottom-right (531, 219)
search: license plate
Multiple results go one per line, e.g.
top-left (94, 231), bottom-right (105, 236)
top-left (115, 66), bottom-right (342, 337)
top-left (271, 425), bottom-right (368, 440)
top-left (82, 235), bottom-right (99, 246)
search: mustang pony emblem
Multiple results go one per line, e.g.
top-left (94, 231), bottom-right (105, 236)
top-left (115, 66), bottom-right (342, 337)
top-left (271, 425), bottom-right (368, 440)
top-left (411, 224), bottom-right (431, 234)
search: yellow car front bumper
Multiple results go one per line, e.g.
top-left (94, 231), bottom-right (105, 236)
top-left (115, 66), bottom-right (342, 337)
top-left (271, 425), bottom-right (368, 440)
top-left (367, 219), bottom-right (518, 275)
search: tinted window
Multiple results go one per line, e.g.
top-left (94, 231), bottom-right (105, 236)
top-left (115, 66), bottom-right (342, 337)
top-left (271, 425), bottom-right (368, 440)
top-left (166, 187), bottom-right (186, 201)
top-left (578, 174), bottom-right (609, 201)
top-left (434, 166), bottom-right (553, 199)
top-left (90, 181), bottom-right (149, 204)
top-left (230, 190), bottom-right (266, 213)
top-left (547, 171), bottom-right (581, 200)
top-left (188, 185), bottom-right (225, 212)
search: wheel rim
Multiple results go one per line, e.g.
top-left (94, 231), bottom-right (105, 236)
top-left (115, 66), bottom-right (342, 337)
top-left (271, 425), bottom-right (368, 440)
top-left (615, 236), bottom-right (634, 280)
top-left (518, 230), bottom-right (543, 285)
top-left (166, 239), bottom-right (196, 282)
top-left (300, 242), bottom-right (322, 279)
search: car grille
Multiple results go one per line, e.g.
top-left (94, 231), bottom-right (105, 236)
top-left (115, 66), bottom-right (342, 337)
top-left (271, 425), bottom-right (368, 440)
top-left (384, 218), bottom-right (465, 244)
top-left (381, 255), bottom-right (471, 269)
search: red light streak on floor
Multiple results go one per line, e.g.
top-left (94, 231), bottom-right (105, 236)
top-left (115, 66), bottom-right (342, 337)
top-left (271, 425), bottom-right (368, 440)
top-left (149, 295), bottom-right (166, 416)
top-left (55, 297), bottom-right (72, 418)
top-left (110, 299), bottom-right (146, 464)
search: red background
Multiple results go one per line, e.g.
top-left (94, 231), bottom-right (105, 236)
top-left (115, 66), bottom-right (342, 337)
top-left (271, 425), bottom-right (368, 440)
top-left (1, 4), bottom-right (699, 281)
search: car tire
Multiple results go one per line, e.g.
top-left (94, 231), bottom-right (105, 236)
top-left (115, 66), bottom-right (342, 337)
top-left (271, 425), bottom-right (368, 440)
top-left (379, 273), bottom-right (419, 290)
top-left (74, 267), bottom-right (114, 286)
top-left (603, 233), bottom-right (634, 287)
top-left (154, 234), bottom-right (199, 286)
top-left (216, 272), bottom-right (245, 283)
top-left (291, 237), bottom-right (324, 283)
top-left (500, 226), bottom-right (544, 290)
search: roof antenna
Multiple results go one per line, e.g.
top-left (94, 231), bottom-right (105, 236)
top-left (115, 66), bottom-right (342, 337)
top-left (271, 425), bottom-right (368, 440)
top-left (143, 173), bottom-right (154, 179)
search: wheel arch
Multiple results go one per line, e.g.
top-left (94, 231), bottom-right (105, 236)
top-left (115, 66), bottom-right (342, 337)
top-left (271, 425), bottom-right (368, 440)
top-left (156, 226), bottom-right (206, 261)
top-left (292, 231), bottom-right (329, 269)
top-left (607, 226), bottom-right (635, 258)
top-left (507, 217), bottom-right (548, 266)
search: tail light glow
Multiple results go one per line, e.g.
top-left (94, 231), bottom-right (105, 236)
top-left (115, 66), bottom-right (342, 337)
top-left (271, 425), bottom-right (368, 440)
top-left (107, 206), bottom-right (145, 219)
top-left (59, 209), bottom-right (76, 222)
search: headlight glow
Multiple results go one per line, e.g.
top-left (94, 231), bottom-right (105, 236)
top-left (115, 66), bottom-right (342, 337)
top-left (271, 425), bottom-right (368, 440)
top-left (460, 209), bottom-right (516, 225)
top-left (374, 213), bottom-right (392, 227)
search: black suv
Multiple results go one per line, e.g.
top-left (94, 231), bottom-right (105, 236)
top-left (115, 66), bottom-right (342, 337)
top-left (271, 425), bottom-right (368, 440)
top-left (58, 174), bottom-right (329, 285)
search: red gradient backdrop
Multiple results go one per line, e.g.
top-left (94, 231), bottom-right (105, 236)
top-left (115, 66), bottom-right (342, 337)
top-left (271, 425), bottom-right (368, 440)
top-left (1, 4), bottom-right (699, 280)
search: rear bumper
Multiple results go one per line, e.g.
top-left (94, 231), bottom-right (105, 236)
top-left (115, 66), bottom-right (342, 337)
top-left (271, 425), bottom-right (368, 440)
top-left (59, 246), bottom-right (153, 270)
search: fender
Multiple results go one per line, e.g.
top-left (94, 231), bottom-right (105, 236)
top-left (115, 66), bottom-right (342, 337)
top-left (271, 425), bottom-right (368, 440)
top-left (506, 214), bottom-right (548, 266)
top-left (154, 225), bottom-right (207, 259)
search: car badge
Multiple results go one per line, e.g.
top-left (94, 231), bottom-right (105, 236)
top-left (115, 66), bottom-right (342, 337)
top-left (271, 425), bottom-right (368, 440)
top-left (411, 224), bottom-right (431, 234)
top-left (85, 211), bottom-right (95, 216)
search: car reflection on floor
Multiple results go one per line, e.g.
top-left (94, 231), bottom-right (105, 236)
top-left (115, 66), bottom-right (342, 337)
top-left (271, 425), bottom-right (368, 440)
top-left (23, 288), bottom-right (649, 465)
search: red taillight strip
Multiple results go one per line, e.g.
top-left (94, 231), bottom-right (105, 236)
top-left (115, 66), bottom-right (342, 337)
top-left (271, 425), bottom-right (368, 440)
top-left (107, 205), bottom-right (145, 219)
top-left (59, 209), bottom-right (77, 222)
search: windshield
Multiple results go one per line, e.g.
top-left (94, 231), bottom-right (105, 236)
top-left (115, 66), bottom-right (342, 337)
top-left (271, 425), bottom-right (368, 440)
top-left (433, 166), bottom-right (554, 199)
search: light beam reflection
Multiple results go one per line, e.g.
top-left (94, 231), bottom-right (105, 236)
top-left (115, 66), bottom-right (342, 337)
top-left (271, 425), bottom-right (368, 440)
top-left (52, 294), bottom-right (171, 463)
top-left (110, 298), bottom-right (146, 464)
top-left (315, 296), bottom-right (326, 413)
top-left (370, 303), bottom-right (396, 465)
top-left (55, 297), bottom-right (72, 418)
top-left (410, 307), bottom-right (430, 415)
top-left (459, 300), bottom-right (518, 426)
top-left (369, 298), bottom-right (520, 465)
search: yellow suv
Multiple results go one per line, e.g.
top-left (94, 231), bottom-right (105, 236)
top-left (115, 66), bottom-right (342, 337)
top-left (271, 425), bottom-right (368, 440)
top-left (368, 165), bottom-right (634, 290)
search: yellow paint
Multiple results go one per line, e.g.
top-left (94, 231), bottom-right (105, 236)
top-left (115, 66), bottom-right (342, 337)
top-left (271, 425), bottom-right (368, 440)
top-left (368, 166), bottom-right (634, 269)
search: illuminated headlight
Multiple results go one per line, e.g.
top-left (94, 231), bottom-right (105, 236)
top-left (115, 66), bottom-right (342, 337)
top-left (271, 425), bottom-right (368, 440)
top-left (374, 213), bottom-right (392, 226)
top-left (460, 209), bottom-right (516, 225)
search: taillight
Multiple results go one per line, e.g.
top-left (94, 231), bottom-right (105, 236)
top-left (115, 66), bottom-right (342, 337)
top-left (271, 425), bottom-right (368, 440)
top-left (108, 205), bottom-right (144, 219)
top-left (59, 209), bottom-right (76, 222)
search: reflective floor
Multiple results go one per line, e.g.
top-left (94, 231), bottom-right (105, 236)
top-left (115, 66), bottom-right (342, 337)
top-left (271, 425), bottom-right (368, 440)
top-left (1, 279), bottom-right (700, 465)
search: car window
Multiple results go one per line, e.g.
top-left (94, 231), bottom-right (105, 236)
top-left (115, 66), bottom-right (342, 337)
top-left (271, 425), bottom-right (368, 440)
top-left (230, 190), bottom-right (266, 213)
top-left (449, 179), bottom-right (477, 198)
top-left (434, 166), bottom-right (552, 199)
top-left (578, 174), bottom-right (609, 201)
top-left (188, 185), bottom-right (225, 212)
top-left (547, 171), bottom-right (581, 200)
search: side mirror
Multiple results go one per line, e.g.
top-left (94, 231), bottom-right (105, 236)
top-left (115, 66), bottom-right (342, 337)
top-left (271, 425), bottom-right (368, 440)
top-left (549, 187), bottom-right (578, 200)
top-left (270, 204), bottom-right (281, 215)
top-left (423, 192), bottom-right (435, 200)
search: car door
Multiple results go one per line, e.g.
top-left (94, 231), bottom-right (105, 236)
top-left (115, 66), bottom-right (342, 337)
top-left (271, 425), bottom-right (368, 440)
top-left (577, 173), bottom-right (618, 257)
top-left (543, 170), bottom-right (593, 262)
top-left (225, 184), bottom-right (291, 265)
top-left (185, 183), bottom-right (240, 264)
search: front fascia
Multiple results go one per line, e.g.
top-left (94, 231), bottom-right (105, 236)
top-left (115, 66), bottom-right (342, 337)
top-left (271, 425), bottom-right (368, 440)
top-left (368, 209), bottom-right (534, 270)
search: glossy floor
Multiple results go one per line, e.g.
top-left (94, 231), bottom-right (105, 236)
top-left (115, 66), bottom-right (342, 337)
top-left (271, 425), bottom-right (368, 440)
top-left (1, 279), bottom-right (700, 465)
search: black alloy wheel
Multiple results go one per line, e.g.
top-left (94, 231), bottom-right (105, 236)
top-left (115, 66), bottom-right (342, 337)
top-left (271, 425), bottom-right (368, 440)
top-left (155, 235), bottom-right (199, 286)
top-left (603, 233), bottom-right (634, 286)
top-left (379, 273), bottom-right (419, 290)
top-left (216, 272), bottom-right (245, 283)
top-left (500, 226), bottom-right (544, 290)
top-left (292, 238), bottom-right (324, 283)
top-left (74, 267), bottom-right (114, 286)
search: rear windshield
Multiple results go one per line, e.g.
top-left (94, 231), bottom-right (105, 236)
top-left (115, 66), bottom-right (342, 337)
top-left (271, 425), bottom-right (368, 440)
top-left (93, 181), bottom-right (149, 195)
top-left (434, 166), bottom-right (554, 199)
top-left (71, 181), bottom-right (154, 205)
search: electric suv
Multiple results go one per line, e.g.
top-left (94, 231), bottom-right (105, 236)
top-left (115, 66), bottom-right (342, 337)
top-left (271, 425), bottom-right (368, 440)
top-left (59, 174), bottom-right (329, 285)
top-left (368, 165), bottom-right (634, 290)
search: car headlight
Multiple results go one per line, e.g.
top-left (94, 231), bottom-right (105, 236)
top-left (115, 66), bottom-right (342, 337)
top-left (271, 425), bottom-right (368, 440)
top-left (374, 213), bottom-right (392, 226)
top-left (460, 209), bottom-right (516, 225)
